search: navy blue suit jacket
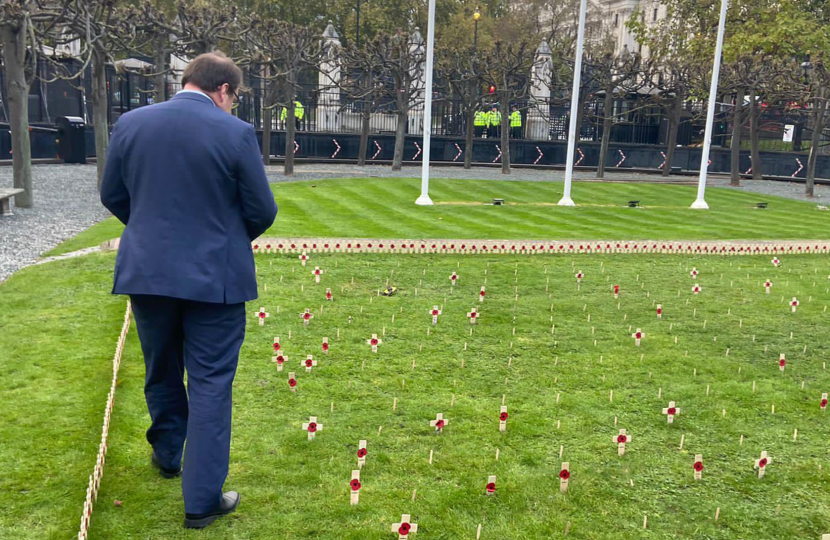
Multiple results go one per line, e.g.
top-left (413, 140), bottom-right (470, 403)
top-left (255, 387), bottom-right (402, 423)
top-left (100, 92), bottom-right (278, 304)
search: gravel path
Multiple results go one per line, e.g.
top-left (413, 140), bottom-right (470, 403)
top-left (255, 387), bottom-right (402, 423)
top-left (0, 164), bottom-right (109, 282)
top-left (1, 162), bottom-right (826, 282)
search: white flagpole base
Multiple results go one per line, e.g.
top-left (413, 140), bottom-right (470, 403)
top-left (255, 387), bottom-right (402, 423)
top-left (415, 195), bottom-right (434, 206)
top-left (690, 199), bottom-right (709, 210)
top-left (557, 197), bottom-right (576, 207)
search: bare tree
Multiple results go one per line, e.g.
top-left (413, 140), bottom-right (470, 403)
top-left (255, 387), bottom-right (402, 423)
top-left (338, 37), bottom-right (387, 167)
top-left (800, 54), bottom-right (830, 197)
top-left (435, 45), bottom-right (484, 170)
top-left (244, 18), bottom-right (322, 175)
top-left (480, 38), bottom-right (535, 174)
top-left (373, 29), bottom-right (425, 171)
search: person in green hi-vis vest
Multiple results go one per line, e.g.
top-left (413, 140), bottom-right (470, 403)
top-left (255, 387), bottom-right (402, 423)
top-left (487, 105), bottom-right (501, 139)
top-left (280, 98), bottom-right (305, 130)
top-left (474, 109), bottom-right (488, 138)
top-left (510, 105), bottom-right (522, 139)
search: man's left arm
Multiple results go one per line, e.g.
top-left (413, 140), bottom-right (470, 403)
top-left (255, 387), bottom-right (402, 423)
top-left (100, 121), bottom-right (131, 225)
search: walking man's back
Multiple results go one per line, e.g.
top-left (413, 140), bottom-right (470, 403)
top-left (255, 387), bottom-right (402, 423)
top-left (100, 51), bottom-right (277, 529)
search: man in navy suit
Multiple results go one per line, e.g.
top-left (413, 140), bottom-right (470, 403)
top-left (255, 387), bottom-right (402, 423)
top-left (100, 51), bottom-right (277, 529)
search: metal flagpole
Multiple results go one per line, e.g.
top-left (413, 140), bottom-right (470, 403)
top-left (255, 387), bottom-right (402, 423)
top-left (415, 0), bottom-right (437, 206)
top-left (691, 0), bottom-right (729, 209)
top-left (558, 0), bottom-right (587, 206)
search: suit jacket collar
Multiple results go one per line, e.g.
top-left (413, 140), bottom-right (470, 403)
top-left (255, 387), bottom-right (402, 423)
top-left (171, 91), bottom-right (216, 107)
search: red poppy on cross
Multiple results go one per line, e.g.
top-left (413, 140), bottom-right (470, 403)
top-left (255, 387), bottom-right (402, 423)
top-left (391, 515), bottom-right (417, 538)
top-left (559, 463), bottom-right (571, 492)
top-left (430, 413), bottom-right (447, 433)
top-left (499, 406), bottom-right (508, 432)
top-left (764, 280), bottom-right (772, 294)
top-left (791, 297), bottom-right (799, 313)
top-left (449, 272), bottom-right (458, 285)
top-left (772, 257), bottom-right (780, 267)
top-left (656, 304), bottom-right (663, 318)
top-left (303, 355), bottom-right (317, 373)
top-left (575, 271), bottom-right (584, 283)
top-left (322, 338), bottom-right (329, 353)
top-left (662, 401), bottom-right (680, 424)
top-left (300, 309), bottom-right (314, 326)
top-left (614, 429), bottom-right (632, 456)
top-left (367, 334), bottom-right (382, 353)
top-left (349, 470), bottom-right (361, 505)
top-left (254, 307), bottom-right (269, 326)
top-left (467, 308), bottom-right (479, 324)
top-left (754, 451), bottom-right (772, 478)
top-left (779, 354), bottom-right (786, 371)
top-left (693, 455), bottom-right (704, 480)
top-left (288, 373), bottom-right (297, 391)
top-left (631, 328), bottom-right (644, 346)
top-left (429, 306), bottom-right (442, 325)
top-left (302, 416), bottom-right (322, 440)
top-left (690, 267), bottom-right (698, 279)
top-left (325, 288), bottom-right (333, 301)
top-left (312, 266), bottom-right (323, 283)
top-left (479, 286), bottom-right (486, 302)
top-left (613, 284), bottom-right (620, 299)
top-left (272, 354), bottom-right (287, 372)
top-left (273, 337), bottom-right (280, 352)
top-left (692, 284), bottom-right (702, 295)
top-left (299, 252), bottom-right (308, 266)
top-left (821, 393), bottom-right (828, 410)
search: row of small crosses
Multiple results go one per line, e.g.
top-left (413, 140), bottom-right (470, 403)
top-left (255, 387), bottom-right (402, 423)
top-left (266, 255), bottom-right (814, 536)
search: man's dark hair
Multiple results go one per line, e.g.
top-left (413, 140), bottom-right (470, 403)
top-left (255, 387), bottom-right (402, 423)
top-left (181, 51), bottom-right (243, 94)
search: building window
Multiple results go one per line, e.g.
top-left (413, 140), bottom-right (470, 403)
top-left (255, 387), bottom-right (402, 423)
top-left (653, 8), bottom-right (658, 21)
top-left (614, 13), bottom-right (619, 27)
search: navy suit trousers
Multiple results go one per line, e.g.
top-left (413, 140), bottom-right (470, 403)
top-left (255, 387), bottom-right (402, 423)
top-left (130, 294), bottom-right (246, 514)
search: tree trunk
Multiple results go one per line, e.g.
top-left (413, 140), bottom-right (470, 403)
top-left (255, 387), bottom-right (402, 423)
top-left (597, 87), bottom-right (614, 178)
top-left (91, 47), bottom-right (110, 189)
top-left (730, 87), bottom-right (745, 186)
top-left (392, 110), bottom-right (406, 171)
top-left (153, 43), bottom-right (168, 103)
top-left (358, 102), bottom-right (370, 166)
top-left (262, 105), bottom-right (272, 165)
top-left (662, 95), bottom-right (682, 177)
top-left (500, 93), bottom-right (510, 174)
top-left (749, 86), bottom-right (762, 180)
top-left (464, 108), bottom-right (474, 169)
top-left (0, 22), bottom-right (33, 208)
top-left (806, 95), bottom-right (826, 197)
top-left (284, 101), bottom-right (296, 176)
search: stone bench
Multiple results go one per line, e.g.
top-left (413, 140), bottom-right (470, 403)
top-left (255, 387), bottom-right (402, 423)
top-left (0, 188), bottom-right (24, 216)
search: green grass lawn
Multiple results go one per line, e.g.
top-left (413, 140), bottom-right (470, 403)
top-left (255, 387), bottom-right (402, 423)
top-left (45, 178), bottom-right (830, 257)
top-left (17, 251), bottom-right (822, 539)
top-left (0, 255), bottom-right (129, 540)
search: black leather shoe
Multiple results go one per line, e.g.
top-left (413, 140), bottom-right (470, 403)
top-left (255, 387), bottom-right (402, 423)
top-left (151, 452), bottom-right (182, 479)
top-left (184, 492), bottom-right (241, 529)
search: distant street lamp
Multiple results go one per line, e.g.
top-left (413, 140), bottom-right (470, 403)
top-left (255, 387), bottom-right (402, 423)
top-left (473, 8), bottom-right (481, 48)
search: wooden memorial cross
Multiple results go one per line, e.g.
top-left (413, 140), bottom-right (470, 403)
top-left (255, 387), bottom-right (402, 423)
top-left (779, 353), bottom-right (786, 372)
top-left (485, 475), bottom-right (497, 495)
top-left (559, 462), bottom-right (570, 492)
top-left (272, 353), bottom-right (287, 372)
top-left (656, 303), bottom-right (663, 319)
top-left (326, 288), bottom-right (333, 301)
top-left (821, 393), bottom-right (828, 411)
top-left (480, 286), bottom-right (486, 302)
top-left (764, 280), bottom-right (772, 294)
top-left (631, 328), bottom-right (644, 347)
top-left (255, 307), bottom-right (269, 326)
top-left (349, 470), bottom-right (361, 505)
top-left (692, 284), bottom-right (702, 295)
top-left (391, 515), bottom-right (418, 538)
top-left (322, 337), bottom-right (330, 354)
top-left (614, 429), bottom-right (631, 456)
top-left (791, 297), bottom-right (799, 313)
top-left (429, 306), bottom-right (442, 325)
top-left (690, 267), bottom-right (698, 279)
top-left (693, 455), bottom-right (703, 480)
top-left (450, 272), bottom-right (458, 285)
top-left (300, 309), bottom-right (314, 326)
top-left (575, 271), bottom-right (584, 283)
top-left (430, 413), bottom-right (448, 433)
top-left (303, 354), bottom-right (317, 373)
top-left (299, 252), bottom-right (309, 266)
top-left (312, 266), bottom-right (323, 283)
top-left (772, 257), bottom-right (780, 267)
top-left (273, 337), bottom-right (281, 353)
top-left (367, 334), bottom-right (382, 353)
top-left (754, 451), bottom-right (772, 478)
top-left (288, 372), bottom-right (297, 392)
top-left (613, 284), bottom-right (620, 299)
top-left (357, 440), bottom-right (368, 468)
top-left (302, 416), bottom-right (322, 440)
top-left (498, 406), bottom-right (508, 432)
top-left (467, 308), bottom-right (480, 324)
top-left (662, 401), bottom-right (680, 424)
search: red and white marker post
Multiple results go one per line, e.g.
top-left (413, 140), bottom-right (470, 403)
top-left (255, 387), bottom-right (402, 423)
top-left (656, 303), bottom-right (663, 319)
top-left (662, 401), bottom-right (680, 424)
top-left (367, 334), bottom-right (382, 353)
top-left (326, 288), bottom-right (333, 301)
top-left (429, 306), bottom-right (442, 325)
top-left (754, 451), bottom-right (772, 478)
top-left (559, 462), bottom-right (570, 492)
top-left (255, 307), bottom-right (269, 326)
top-left (614, 429), bottom-right (632, 456)
top-left (821, 393), bottom-right (828, 411)
top-left (302, 416), bottom-right (322, 440)
top-left (613, 284), bottom-right (620, 299)
top-left (631, 328), bottom-right (644, 347)
top-left (779, 353), bottom-right (786, 372)
top-left (430, 413), bottom-right (448, 433)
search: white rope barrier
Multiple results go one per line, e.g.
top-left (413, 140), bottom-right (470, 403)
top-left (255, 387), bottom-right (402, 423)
top-left (77, 301), bottom-right (131, 540)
